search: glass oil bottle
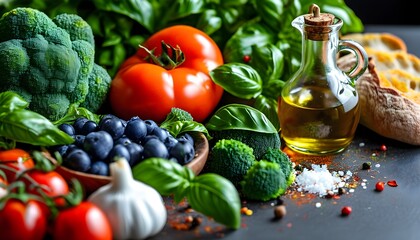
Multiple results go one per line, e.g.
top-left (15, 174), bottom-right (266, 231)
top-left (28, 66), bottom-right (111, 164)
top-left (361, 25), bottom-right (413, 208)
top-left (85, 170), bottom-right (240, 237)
top-left (278, 4), bottom-right (368, 155)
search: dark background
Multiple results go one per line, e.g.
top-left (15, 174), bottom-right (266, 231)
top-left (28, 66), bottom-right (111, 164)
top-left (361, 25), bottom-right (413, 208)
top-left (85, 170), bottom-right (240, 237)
top-left (345, 0), bottom-right (420, 25)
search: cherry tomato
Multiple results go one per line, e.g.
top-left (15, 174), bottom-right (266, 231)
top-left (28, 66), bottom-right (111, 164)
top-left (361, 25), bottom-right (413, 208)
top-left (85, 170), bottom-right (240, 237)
top-left (0, 148), bottom-right (35, 182)
top-left (0, 199), bottom-right (47, 240)
top-left (110, 25), bottom-right (224, 123)
top-left (26, 170), bottom-right (69, 216)
top-left (53, 202), bottom-right (112, 240)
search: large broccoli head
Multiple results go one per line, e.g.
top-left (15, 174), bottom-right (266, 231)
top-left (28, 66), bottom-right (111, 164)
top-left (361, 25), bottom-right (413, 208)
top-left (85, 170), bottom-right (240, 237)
top-left (240, 160), bottom-right (287, 201)
top-left (205, 139), bottom-right (256, 187)
top-left (0, 8), bottom-right (111, 121)
top-left (209, 129), bottom-right (281, 159)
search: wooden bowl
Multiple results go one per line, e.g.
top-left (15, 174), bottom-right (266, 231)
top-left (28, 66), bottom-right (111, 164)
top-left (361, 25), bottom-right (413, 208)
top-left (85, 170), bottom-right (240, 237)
top-left (55, 132), bottom-right (209, 196)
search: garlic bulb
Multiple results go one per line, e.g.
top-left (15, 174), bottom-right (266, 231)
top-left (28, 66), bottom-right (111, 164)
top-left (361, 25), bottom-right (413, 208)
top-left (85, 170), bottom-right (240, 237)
top-left (88, 159), bottom-right (167, 240)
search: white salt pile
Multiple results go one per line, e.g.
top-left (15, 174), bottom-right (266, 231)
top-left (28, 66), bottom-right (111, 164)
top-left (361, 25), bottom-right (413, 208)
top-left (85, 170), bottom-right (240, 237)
top-left (294, 164), bottom-right (352, 197)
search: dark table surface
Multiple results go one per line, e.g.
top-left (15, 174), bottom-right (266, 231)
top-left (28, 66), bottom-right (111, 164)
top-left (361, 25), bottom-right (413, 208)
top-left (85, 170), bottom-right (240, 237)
top-left (153, 25), bottom-right (420, 240)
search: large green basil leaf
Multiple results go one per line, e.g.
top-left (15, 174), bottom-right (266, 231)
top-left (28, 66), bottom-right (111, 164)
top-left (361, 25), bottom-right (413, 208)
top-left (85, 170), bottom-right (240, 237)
top-left (160, 0), bottom-right (206, 22)
top-left (249, 43), bottom-right (284, 83)
top-left (132, 158), bottom-right (194, 199)
top-left (277, 37), bottom-right (302, 80)
top-left (223, 21), bottom-right (275, 63)
top-left (187, 173), bottom-right (241, 229)
top-left (0, 109), bottom-right (74, 146)
top-left (92, 0), bottom-right (155, 32)
top-left (206, 104), bottom-right (277, 133)
top-left (254, 95), bottom-right (280, 131)
top-left (0, 91), bottom-right (28, 112)
top-left (196, 9), bottom-right (222, 35)
top-left (210, 63), bottom-right (263, 100)
top-left (263, 79), bottom-right (286, 99)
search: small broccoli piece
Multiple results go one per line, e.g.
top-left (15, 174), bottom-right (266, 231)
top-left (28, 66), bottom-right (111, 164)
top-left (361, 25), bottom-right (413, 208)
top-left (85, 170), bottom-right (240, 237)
top-left (80, 64), bottom-right (112, 112)
top-left (210, 129), bottom-right (281, 159)
top-left (163, 107), bottom-right (194, 122)
top-left (206, 139), bottom-right (256, 187)
top-left (261, 148), bottom-right (295, 185)
top-left (240, 160), bottom-right (287, 201)
top-left (52, 13), bottom-right (95, 46)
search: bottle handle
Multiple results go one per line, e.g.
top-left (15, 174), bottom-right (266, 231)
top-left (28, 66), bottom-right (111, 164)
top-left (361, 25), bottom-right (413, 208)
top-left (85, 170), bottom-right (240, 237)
top-left (338, 40), bottom-right (369, 83)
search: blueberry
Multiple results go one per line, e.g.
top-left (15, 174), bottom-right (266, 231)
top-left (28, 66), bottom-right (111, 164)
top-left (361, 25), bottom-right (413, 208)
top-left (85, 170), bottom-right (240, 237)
top-left (73, 117), bottom-right (89, 134)
top-left (144, 119), bottom-right (158, 135)
top-left (143, 138), bottom-right (169, 159)
top-left (107, 144), bottom-right (131, 163)
top-left (99, 114), bottom-right (118, 126)
top-left (142, 135), bottom-right (159, 144)
top-left (164, 135), bottom-right (178, 151)
top-left (126, 143), bottom-right (144, 166)
top-left (58, 123), bottom-right (75, 137)
top-left (151, 127), bottom-right (170, 142)
top-left (170, 141), bottom-right (195, 165)
top-left (73, 135), bottom-right (85, 148)
top-left (177, 133), bottom-right (195, 146)
top-left (52, 145), bottom-right (69, 157)
top-left (89, 161), bottom-right (109, 176)
top-left (124, 117), bottom-right (147, 143)
top-left (61, 144), bottom-right (79, 158)
top-left (65, 149), bottom-right (91, 172)
top-left (114, 136), bottom-right (132, 146)
top-left (80, 120), bottom-right (98, 135)
top-left (99, 115), bottom-right (125, 140)
top-left (83, 131), bottom-right (114, 161)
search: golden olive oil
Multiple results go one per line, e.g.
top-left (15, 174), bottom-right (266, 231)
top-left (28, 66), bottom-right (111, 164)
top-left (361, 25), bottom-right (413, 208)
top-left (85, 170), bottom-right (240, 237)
top-left (279, 86), bottom-right (360, 155)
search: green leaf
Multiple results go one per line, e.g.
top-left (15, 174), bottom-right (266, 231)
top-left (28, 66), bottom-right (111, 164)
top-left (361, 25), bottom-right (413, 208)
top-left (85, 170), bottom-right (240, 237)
top-left (210, 63), bottom-right (263, 100)
top-left (53, 104), bottom-right (101, 125)
top-left (249, 43), bottom-right (284, 83)
top-left (196, 9), bottom-right (222, 35)
top-left (187, 173), bottom-right (241, 229)
top-left (0, 91), bottom-right (29, 112)
top-left (254, 95), bottom-right (280, 131)
top-left (0, 109), bottom-right (74, 146)
top-left (206, 104), bottom-right (277, 133)
top-left (160, 121), bottom-right (210, 139)
top-left (132, 158), bottom-right (194, 199)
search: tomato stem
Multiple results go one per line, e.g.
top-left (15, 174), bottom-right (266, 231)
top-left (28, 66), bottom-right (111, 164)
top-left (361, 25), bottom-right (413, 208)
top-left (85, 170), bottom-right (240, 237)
top-left (139, 41), bottom-right (185, 70)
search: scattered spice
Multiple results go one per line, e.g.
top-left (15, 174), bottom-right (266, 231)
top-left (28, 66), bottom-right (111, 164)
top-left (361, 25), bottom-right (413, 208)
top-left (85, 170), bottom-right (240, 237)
top-left (387, 180), bottom-right (398, 187)
top-left (274, 205), bottom-right (287, 219)
top-left (362, 162), bottom-right (372, 170)
top-left (240, 207), bottom-right (253, 216)
top-left (375, 181), bottom-right (385, 192)
top-left (341, 206), bottom-right (352, 216)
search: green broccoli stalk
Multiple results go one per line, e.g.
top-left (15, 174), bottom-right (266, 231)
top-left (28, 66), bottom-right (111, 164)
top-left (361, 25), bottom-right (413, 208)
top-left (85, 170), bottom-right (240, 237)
top-left (240, 160), bottom-right (287, 201)
top-left (210, 129), bottom-right (281, 159)
top-left (261, 148), bottom-right (295, 186)
top-left (0, 8), bottom-right (111, 121)
top-left (205, 139), bottom-right (256, 187)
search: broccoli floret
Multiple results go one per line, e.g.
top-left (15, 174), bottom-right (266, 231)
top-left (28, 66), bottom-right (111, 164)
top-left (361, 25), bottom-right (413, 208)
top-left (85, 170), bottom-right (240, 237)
top-left (210, 129), bottom-right (281, 159)
top-left (240, 160), bottom-right (287, 201)
top-left (206, 139), bottom-right (256, 187)
top-left (261, 148), bottom-right (295, 185)
top-left (162, 107), bottom-right (194, 122)
top-left (0, 8), bottom-right (111, 121)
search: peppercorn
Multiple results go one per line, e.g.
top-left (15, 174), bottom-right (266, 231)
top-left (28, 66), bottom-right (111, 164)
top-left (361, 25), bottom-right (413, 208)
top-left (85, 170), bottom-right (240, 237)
top-left (274, 205), bottom-right (287, 219)
top-left (338, 187), bottom-right (347, 195)
top-left (243, 55), bottom-right (251, 63)
top-left (380, 144), bottom-right (387, 151)
top-left (341, 206), bottom-right (352, 216)
top-left (375, 181), bottom-right (385, 192)
top-left (362, 162), bottom-right (372, 170)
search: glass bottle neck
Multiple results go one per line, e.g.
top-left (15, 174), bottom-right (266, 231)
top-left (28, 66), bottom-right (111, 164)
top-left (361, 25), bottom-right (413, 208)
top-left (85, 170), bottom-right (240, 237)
top-left (300, 32), bottom-right (339, 71)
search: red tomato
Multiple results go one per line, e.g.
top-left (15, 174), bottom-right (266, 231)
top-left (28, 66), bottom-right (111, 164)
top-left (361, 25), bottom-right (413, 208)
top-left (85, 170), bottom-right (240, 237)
top-left (110, 25), bottom-right (224, 123)
top-left (0, 199), bottom-right (47, 240)
top-left (27, 170), bottom-right (69, 216)
top-left (0, 148), bottom-right (35, 182)
top-left (53, 202), bottom-right (113, 240)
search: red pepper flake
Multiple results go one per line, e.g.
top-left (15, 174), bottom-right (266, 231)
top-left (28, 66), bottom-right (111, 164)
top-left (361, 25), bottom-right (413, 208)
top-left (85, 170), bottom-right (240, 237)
top-left (375, 181), bottom-right (385, 192)
top-left (341, 206), bottom-right (352, 216)
top-left (387, 180), bottom-right (398, 187)
top-left (243, 55), bottom-right (251, 63)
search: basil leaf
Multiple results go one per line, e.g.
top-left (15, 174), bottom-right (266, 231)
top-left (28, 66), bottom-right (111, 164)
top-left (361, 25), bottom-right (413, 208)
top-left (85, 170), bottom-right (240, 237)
top-left (0, 91), bottom-right (29, 112)
top-left (254, 95), bottom-right (280, 131)
top-left (53, 104), bottom-right (101, 125)
top-left (210, 63), bottom-right (263, 100)
top-left (250, 43), bottom-right (284, 83)
top-left (132, 158), bottom-right (194, 200)
top-left (206, 104), bottom-right (277, 133)
top-left (0, 109), bottom-right (74, 146)
top-left (196, 9), bottom-right (222, 35)
top-left (187, 173), bottom-right (241, 229)
top-left (160, 120), bottom-right (210, 139)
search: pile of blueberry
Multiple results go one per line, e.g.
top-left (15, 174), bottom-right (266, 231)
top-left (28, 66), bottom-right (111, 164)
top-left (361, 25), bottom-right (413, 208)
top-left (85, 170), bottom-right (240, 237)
top-left (54, 114), bottom-right (196, 176)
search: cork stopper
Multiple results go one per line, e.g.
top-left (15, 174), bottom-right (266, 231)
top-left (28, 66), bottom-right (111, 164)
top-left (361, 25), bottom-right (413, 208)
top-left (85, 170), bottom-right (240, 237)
top-left (303, 4), bottom-right (335, 40)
